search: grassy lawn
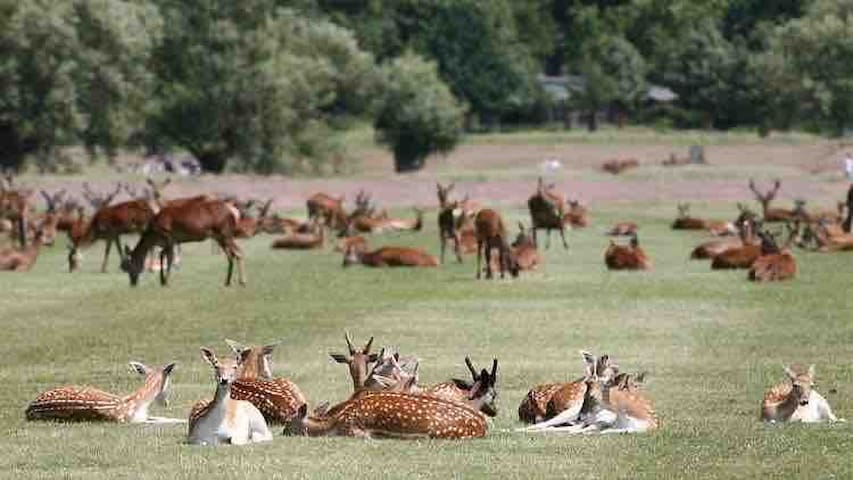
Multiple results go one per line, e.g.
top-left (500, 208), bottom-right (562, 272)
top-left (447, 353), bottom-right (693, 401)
top-left (2, 203), bottom-right (852, 479)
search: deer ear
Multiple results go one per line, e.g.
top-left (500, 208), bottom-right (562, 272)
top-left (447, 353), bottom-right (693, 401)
top-left (329, 353), bottom-right (349, 364)
top-left (129, 362), bottom-right (149, 376)
top-left (808, 364), bottom-right (816, 378)
top-left (201, 347), bottom-right (217, 366)
top-left (238, 348), bottom-right (252, 364)
top-left (162, 362), bottom-right (177, 376)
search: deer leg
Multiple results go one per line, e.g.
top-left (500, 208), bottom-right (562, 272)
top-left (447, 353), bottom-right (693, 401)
top-left (484, 244), bottom-right (493, 279)
top-left (159, 247), bottom-right (169, 286)
top-left (532, 227), bottom-right (538, 248)
top-left (476, 240), bottom-right (483, 279)
top-left (499, 244), bottom-right (506, 279)
top-left (114, 236), bottom-right (125, 269)
top-left (559, 226), bottom-right (569, 250)
top-left (101, 238), bottom-right (112, 273)
top-left (546, 229), bottom-right (552, 249)
top-left (440, 233), bottom-right (446, 264)
top-left (454, 232), bottom-right (463, 263)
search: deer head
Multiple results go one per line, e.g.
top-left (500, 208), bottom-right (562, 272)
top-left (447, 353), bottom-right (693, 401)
top-left (757, 230), bottom-right (781, 255)
top-left (465, 358), bottom-right (499, 416)
top-left (201, 347), bottom-right (252, 388)
top-left (783, 364), bottom-right (815, 406)
top-left (329, 333), bottom-right (378, 392)
top-left (749, 178), bottom-right (781, 210)
top-left (437, 182), bottom-right (455, 208)
top-left (129, 361), bottom-right (177, 407)
top-left (82, 182), bottom-right (122, 210)
top-left (224, 338), bottom-right (278, 380)
top-left (676, 203), bottom-right (690, 218)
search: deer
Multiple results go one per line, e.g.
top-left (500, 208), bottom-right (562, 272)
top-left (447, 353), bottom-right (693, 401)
top-left (13, 189), bottom-right (66, 246)
top-left (606, 222), bottom-right (638, 236)
top-left (270, 223), bottom-right (325, 250)
top-left (188, 347), bottom-right (273, 445)
top-left (342, 244), bottom-right (438, 268)
top-left (749, 179), bottom-right (798, 222)
top-left (761, 364), bottom-right (842, 423)
top-left (334, 225), bottom-right (367, 253)
top-left (436, 182), bottom-right (478, 212)
top-left (691, 214), bottom-right (759, 260)
top-left (602, 158), bottom-right (639, 174)
top-left (509, 222), bottom-right (541, 272)
top-left (0, 173), bottom-right (32, 247)
top-left (0, 228), bottom-right (45, 271)
top-left (748, 229), bottom-right (797, 282)
top-left (81, 182), bottom-right (123, 211)
top-left (26, 361), bottom-right (179, 424)
top-left (329, 334), bottom-right (380, 393)
top-left (605, 234), bottom-right (651, 270)
top-left (438, 198), bottom-right (477, 264)
top-left (418, 358), bottom-right (500, 417)
top-left (475, 208), bottom-right (519, 279)
top-left (234, 199), bottom-right (272, 238)
top-left (285, 363), bottom-right (497, 439)
top-left (671, 203), bottom-right (707, 230)
top-left (809, 219), bottom-right (853, 252)
top-left (351, 208), bottom-right (423, 234)
top-left (120, 199), bottom-right (246, 287)
top-left (306, 192), bottom-right (348, 231)
top-left (527, 178), bottom-right (568, 249)
top-left (711, 220), bottom-right (762, 269)
top-left (563, 199), bottom-right (589, 228)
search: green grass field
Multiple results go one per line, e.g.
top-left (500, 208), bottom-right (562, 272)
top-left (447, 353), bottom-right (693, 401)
top-left (3, 202), bottom-right (852, 479)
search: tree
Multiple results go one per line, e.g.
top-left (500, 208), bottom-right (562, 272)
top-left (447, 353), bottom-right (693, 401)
top-left (374, 53), bottom-right (464, 173)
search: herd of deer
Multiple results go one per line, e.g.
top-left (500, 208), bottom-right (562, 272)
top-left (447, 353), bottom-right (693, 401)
top-left (24, 332), bottom-right (842, 444)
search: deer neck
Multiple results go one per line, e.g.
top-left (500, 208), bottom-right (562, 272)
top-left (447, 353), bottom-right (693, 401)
top-left (130, 229), bottom-right (160, 270)
top-left (300, 413), bottom-right (338, 436)
top-left (117, 373), bottom-right (164, 423)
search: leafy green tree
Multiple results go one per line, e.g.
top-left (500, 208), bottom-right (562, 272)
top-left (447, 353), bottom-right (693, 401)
top-left (374, 53), bottom-right (464, 172)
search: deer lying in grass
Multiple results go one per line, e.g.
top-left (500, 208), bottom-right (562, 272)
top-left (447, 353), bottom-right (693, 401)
top-left (602, 158), bottom-right (639, 174)
top-left (606, 222), bottom-right (638, 236)
top-left (671, 203), bottom-right (708, 230)
top-left (16, 189), bottom-right (66, 246)
top-left (563, 199), bottom-right (589, 228)
top-left (749, 179), bottom-right (798, 222)
top-left (351, 208), bottom-right (423, 234)
top-left (761, 365), bottom-right (842, 423)
top-left (475, 208), bottom-right (519, 279)
top-left (26, 361), bottom-right (179, 423)
top-left (121, 199), bottom-right (245, 286)
top-left (711, 220), bottom-right (762, 269)
top-left (334, 225), bottom-right (367, 253)
top-left (748, 229), bottom-right (797, 282)
top-left (188, 348), bottom-right (273, 445)
top-left (528, 177), bottom-right (568, 249)
top-left (605, 234), bottom-right (651, 270)
top-left (691, 213), bottom-right (759, 260)
top-left (342, 244), bottom-right (438, 268)
top-left (306, 192), bottom-right (348, 231)
top-left (418, 358), bottom-right (500, 417)
top-left (0, 228), bottom-right (45, 271)
top-left (488, 223), bottom-right (541, 274)
top-left (270, 223), bottom-right (325, 250)
top-left (330, 334), bottom-right (380, 393)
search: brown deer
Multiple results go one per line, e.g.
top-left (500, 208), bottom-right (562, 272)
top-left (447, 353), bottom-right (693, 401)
top-left (748, 229), bottom-right (797, 282)
top-left (0, 173), bottom-right (32, 247)
top-left (436, 182), bottom-right (478, 212)
top-left (26, 361), bottom-right (178, 423)
top-left (602, 158), bottom-right (639, 174)
top-left (562, 199), bottom-right (589, 228)
top-left (761, 364), bottom-right (842, 423)
top-left (271, 223), bottom-right (325, 250)
top-left (334, 225), bottom-right (367, 253)
top-left (329, 334), bottom-right (380, 393)
top-left (749, 179), bottom-right (797, 222)
top-left (606, 222), bottom-right (638, 236)
top-left (69, 197), bottom-right (157, 273)
top-left (188, 348), bottom-right (273, 445)
top-left (438, 200), bottom-right (477, 264)
top-left (509, 223), bottom-right (541, 272)
top-left (120, 199), bottom-right (245, 286)
top-left (809, 219), bottom-right (853, 252)
top-left (0, 228), bottom-right (45, 271)
top-left (306, 192), bottom-right (348, 231)
top-left (234, 199), bottom-right (272, 238)
top-left (528, 177), bottom-right (568, 249)
top-left (342, 244), bottom-right (438, 268)
top-left (475, 208), bottom-right (519, 279)
top-left (15, 189), bottom-right (66, 246)
top-left (691, 214), bottom-right (758, 260)
top-left (671, 203), bottom-right (707, 230)
top-left (605, 234), bottom-right (651, 270)
top-left (711, 220), bottom-right (762, 269)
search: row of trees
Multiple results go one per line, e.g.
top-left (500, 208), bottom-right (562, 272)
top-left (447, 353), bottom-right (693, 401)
top-left (2, 0), bottom-right (853, 174)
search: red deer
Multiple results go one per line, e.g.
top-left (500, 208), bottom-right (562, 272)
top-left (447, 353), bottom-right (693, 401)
top-left (306, 192), bottom-right (348, 231)
top-left (749, 179), bottom-right (798, 222)
top-left (475, 208), bottom-right (519, 279)
top-left (562, 199), bottom-right (589, 228)
top-left (234, 199), bottom-right (272, 238)
top-left (602, 158), bottom-right (639, 174)
top-left (0, 228), bottom-right (45, 271)
top-left (605, 234), bottom-right (651, 270)
top-left (15, 189), bottom-right (66, 246)
top-left (120, 199), bottom-right (245, 286)
top-left (0, 173), bottom-right (32, 246)
top-left (436, 182), bottom-right (478, 212)
top-left (748, 229), bottom-right (797, 282)
top-left (606, 222), bottom-right (638, 236)
top-left (26, 361), bottom-right (178, 423)
top-left (671, 203), bottom-right (707, 230)
top-left (188, 348), bottom-right (273, 445)
top-left (509, 223), bottom-right (541, 271)
top-left (691, 214), bottom-right (758, 260)
top-left (438, 200), bottom-right (477, 264)
top-left (711, 220), bottom-right (762, 269)
top-left (528, 178), bottom-right (568, 249)
top-left (761, 364), bottom-right (842, 423)
top-left (808, 219), bottom-right (853, 252)
top-left (271, 224), bottom-right (325, 250)
top-left (343, 244), bottom-right (438, 268)
top-left (81, 182), bottom-right (122, 211)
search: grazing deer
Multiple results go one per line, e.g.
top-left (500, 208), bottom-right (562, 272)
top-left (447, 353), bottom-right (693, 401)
top-left (330, 334), bottom-right (380, 393)
top-left (605, 234), bottom-right (651, 270)
top-left (270, 223), bottom-right (325, 250)
top-left (761, 365), bottom-right (842, 423)
top-left (188, 348), bottom-right (273, 445)
top-left (606, 222), bottom-right (638, 236)
top-left (748, 229), bottom-right (797, 282)
top-left (120, 199), bottom-right (246, 286)
top-left (342, 245), bottom-right (438, 268)
top-left (0, 228), bottom-right (45, 271)
top-left (527, 178), bottom-right (568, 249)
top-left (306, 192), bottom-right (348, 231)
top-left (475, 208), bottom-right (519, 279)
top-left (671, 203), bottom-right (707, 230)
top-left (70, 197), bottom-right (157, 273)
top-left (749, 179), bottom-right (797, 222)
top-left (26, 362), bottom-right (179, 423)
top-left (563, 199), bottom-right (589, 228)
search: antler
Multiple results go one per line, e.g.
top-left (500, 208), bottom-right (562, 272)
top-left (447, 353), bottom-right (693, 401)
top-left (748, 178), bottom-right (762, 200)
top-left (490, 358), bottom-right (498, 380)
top-left (259, 199), bottom-right (273, 219)
top-left (345, 332), bottom-right (355, 355)
top-left (362, 336), bottom-right (374, 354)
top-left (465, 357), bottom-right (479, 380)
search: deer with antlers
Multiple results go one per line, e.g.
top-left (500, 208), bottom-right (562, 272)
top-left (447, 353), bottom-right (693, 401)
top-left (749, 179), bottom-right (799, 222)
top-left (188, 348), bottom-right (273, 445)
top-left (605, 233), bottom-right (651, 270)
top-left (761, 364), bottom-right (842, 423)
top-left (26, 361), bottom-right (179, 423)
top-left (330, 334), bottom-right (380, 393)
top-left (748, 228), bottom-right (797, 282)
top-left (437, 183), bottom-right (478, 264)
top-left (475, 208), bottom-right (519, 279)
top-left (710, 219), bottom-right (762, 269)
top-left (120, 199), bottom-right (245, 286)
top-left (528, 178), bottom-right (569, 249)
top-left (671, 203), bottom-right (708, 230)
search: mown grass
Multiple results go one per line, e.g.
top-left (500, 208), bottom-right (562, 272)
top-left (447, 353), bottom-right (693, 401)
top-left (2, 204), bottom-right (852, 479)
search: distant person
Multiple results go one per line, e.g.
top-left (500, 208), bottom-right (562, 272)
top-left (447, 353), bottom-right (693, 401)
top-left (845, 153), bottom-right (853, 180)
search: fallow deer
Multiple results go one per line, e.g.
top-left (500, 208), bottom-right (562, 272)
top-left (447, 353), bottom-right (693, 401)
top-left (188, 348), bottom-right (273, 445)
top-left (749, 179), bottom-right (797, 222)
top-left (306, 192), bottom-right (348, 231)
top-left (475, 208), bottom-right (519, 279)
top-left (671, 203), bottom-right (707, 230)
top-left (120, 199), bottom-right (246, 286)
top-left (419, 358), bottom-right (500, 417)
top-left (528, 178), bottom-right (568, 249)
top-left (605, 234), bottom-right (651, 270)
top-left (606, 222), bottom-right (638, 236)
top-left (0, 228), bottom-right (45, 271)
top-left (342, 244), bottom-right (438, 268)
top-left (761, 365), bottom-right (842, 423)
top-left (26, 361), bottom-right (179, 423)
top-left (330, 334), bottom-right (380, 393)
top-left (748, 229), bottom-right (797, 282)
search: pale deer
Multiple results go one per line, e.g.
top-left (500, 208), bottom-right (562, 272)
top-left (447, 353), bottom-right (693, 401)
top-left (306, 192), bottom-right (348, 231)
top-left (342, 244), bottom-right (438, 268)
top-left (351, 208), bottom-right (423, 234)
top-left (329, 334), bottom-right (379, 393)
top-left (748, 229), bottom-right (797, 282)
top-left (26, 361), bottom-right (179, 424)
top-left (761, 365), bottom-right (842, 423)
top-left (605, 234), bottom-right (651, 270)
top-left (475, 208), bottom-right (519, 279)
top-left (749, 179), bottom-right (797, 222)
top-left (527, 177), bottom-right (568, 249)
top-left (0, 228), bottom-right (45, 271)
top-left (606, 222), bottom-right (638, 236)
top-left (120, 199), bottom-right (245, 286)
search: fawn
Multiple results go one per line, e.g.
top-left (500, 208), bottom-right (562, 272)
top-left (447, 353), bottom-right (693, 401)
top-left (761, 365), bottom-right (842, 423)
top-left (605, 234), bottom-right (651, 270)
top-left (0, 228), bottom-right (45, 271)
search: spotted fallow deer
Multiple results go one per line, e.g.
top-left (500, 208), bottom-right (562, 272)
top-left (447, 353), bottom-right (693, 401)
top-left (748, 229), bottom-right (797, 282)
top-left (330, 334), bottom-right (380, 393)
top-left (26, 361), bottom-right (179, 423)
top-left (605, 234), bottom-right (651, 270)
top-left (0, 228), bottom-right (45, 271)
top-left (419, 358), bottom-right (500, 417)
top-left (528, 178), bottom-right (569, 249)
top-left (475, 208), bottom-right (519, 279)
top-left (188, 348), bottom-right (273, 445)
top-left (761, 365), bottom-right (842, 423)
top-left (342, 244), bottom-right (438, 268)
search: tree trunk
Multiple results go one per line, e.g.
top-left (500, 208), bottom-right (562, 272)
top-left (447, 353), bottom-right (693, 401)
top-left (196, 151), bottom-right (228, 173)
top-left (587, 110), bottom-right (598, 132)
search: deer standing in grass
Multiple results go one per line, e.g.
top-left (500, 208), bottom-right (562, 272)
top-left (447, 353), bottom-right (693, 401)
top-left (605, 234), bottom-right (651, 270)
top-left (528, 178), bottom-right (569, 249)
top-left (437, 182), bottom-right (478, 263)
top-left (475, 208), bottom-right (519, 279)
top-left (188, 348), bottom-right (273, 445)
top-left (748, 229), bottom-right (797, 282)
top-left (749, 179), bottom-right (798, 222)
top-left (0, 228), bottom-right (45, 271)
top-left (306, 192), bottom-right (348, 231)
top-left (26, 362), bottom-right (179, 423)
top-left (761, 365), bottom-right (842, 423)
top-left (0, 173), bottom-right (32, 247)
top-left (342, 244), bottom-right (438, 268)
